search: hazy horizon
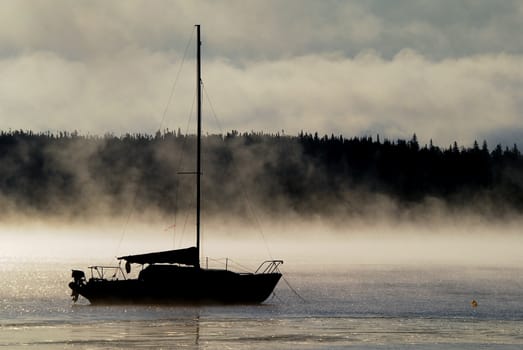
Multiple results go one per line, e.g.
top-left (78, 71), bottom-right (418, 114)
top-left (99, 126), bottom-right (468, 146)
top-left (1, 210), bottom-right (522, 268)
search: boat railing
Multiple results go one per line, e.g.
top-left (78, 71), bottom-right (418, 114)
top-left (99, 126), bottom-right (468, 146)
top-left (255, 260), bottom-right (284, 274)
top-left (88, 265), bottom-right (126, 281)
top-left (204, 257), bottom-right (247, 272)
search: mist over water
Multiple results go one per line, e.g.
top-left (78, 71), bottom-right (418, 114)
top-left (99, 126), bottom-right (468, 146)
top-left (1, 214), bottom-right (523, 349)
top-left (1, 146), bottom-right (521, 346)
top-left (2, 214), bottom-right (523, 267)
top-left (2, 4), bottom-right (523, 346)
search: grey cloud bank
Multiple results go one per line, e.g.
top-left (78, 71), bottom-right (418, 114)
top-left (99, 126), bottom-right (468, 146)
top-left (1, 0), bottom-right (523, 146)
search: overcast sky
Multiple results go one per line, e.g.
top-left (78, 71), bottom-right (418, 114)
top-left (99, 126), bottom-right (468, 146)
top-left (1, 0), bottom-right (523, 147)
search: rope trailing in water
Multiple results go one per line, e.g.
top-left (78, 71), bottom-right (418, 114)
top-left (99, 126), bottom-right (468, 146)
top-left (282, 276), bottom-right (306, 302)
top-left (270, 291), bottom-right (283, 303)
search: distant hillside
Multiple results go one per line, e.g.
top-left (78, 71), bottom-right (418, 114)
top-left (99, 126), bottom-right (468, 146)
top-left (0, 130), bottom-right (522, 220)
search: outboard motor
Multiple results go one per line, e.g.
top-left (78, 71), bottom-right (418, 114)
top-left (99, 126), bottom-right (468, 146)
top-left (69, 270), bottom-right (86, 302)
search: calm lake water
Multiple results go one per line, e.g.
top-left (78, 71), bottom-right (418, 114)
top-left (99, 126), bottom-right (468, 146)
top-left (1, 259), bottom-right (522, 349)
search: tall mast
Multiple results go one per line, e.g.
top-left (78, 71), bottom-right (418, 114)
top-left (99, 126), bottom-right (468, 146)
top-left (195, 24), bottom-right (202, 268)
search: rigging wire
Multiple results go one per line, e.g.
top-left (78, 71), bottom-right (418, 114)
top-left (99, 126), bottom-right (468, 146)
top-left (202, 82), bottom-right (275, 260)
top-left (112, 27), bottom-right (195, 259)
top-left (172, 89), bottom-right (197, 249)
top-left (158, 27), bottom-right (195, 132)
top-left (112, 187), bottom-right (139, 263)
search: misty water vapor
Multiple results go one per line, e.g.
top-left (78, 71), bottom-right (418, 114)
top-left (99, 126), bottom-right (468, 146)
top-left (1, 130), bottom-right (521, 269)
top-left (2, 216), bottom-right (523, 270)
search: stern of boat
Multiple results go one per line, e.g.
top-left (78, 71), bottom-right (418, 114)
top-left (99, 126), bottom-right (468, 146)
top-left (69, 269), bottom-right (86, 302)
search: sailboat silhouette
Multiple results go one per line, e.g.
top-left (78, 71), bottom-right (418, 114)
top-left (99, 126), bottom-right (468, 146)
top-left (69, 25), bottom-right (283, 304)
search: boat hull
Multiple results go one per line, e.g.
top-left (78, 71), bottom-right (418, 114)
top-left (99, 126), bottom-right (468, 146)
top-left (70, 265), bottom-right (282, 305)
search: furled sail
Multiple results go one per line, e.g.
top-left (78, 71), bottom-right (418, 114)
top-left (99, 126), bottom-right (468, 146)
top-left (117, 247), bottom-right (199, 266)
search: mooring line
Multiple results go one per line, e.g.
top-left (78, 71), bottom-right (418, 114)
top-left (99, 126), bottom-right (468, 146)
top-left (282, 276), bottom-right (306, 302)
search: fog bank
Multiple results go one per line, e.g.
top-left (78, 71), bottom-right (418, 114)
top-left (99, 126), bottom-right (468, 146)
top-left (2, 218), bottom-right (522, 269)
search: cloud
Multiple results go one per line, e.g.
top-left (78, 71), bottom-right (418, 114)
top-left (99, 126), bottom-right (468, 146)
top-left (1, 0), bottom-right (523, 146)
top-left (0, 49), bottom-right (178, 133)
top-left (2, 48), bottom-right (523, 146)
top-left (2, 0), bottom-right (523, 60)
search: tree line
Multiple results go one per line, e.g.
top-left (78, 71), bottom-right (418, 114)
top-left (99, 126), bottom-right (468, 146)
top-left (0, 129), bottom-right (521, 219)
